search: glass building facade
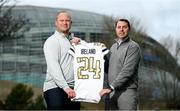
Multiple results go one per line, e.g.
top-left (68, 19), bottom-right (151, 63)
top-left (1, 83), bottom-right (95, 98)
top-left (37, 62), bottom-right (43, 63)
top-left (0, 6), bottom-right (108, 87)
top-left (1, 6), bottom-right (180, 109)
top-left (0, 5), bottom-right (178, 91)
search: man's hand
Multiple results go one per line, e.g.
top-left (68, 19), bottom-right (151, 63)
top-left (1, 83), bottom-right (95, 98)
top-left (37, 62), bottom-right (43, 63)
top-left (71, 37), bottom-right (80, 45)
top-left (64, 88), bottom-right (76, 99)
top-left (99, 88), bottom-right (112, 97)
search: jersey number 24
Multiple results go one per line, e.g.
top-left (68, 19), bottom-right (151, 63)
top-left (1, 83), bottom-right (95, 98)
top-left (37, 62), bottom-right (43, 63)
top-left (76, 57), bottom-right (101, 79)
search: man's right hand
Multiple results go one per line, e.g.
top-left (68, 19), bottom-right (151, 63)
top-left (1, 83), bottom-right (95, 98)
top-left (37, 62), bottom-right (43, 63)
top-left (64, 88), bottom-right (76, 99)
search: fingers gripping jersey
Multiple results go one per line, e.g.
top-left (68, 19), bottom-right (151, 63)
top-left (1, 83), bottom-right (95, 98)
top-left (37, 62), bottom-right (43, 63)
top-left (69, 41), bottom-right (109, 103)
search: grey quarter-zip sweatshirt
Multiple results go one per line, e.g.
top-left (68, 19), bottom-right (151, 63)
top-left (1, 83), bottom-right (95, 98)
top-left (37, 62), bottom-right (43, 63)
top-left (108, 37), bottom-right (141, 90)
top-left (43, 30), bottom-right (74, 92)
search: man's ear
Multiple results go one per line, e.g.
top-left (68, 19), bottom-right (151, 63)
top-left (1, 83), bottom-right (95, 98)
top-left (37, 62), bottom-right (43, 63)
top-left (55, 21), bottom-right (57, 27)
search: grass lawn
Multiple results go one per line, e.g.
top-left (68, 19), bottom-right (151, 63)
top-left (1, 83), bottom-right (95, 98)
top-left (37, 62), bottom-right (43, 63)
top-left (0, 80), bottom-right (104, 110)
top-left (81, 101), bottom-right (104, 110)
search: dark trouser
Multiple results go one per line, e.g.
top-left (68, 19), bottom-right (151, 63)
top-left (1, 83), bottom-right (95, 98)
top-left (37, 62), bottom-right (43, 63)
top-left (44, 87), bottom-right (80, 110)
top-left (105, 88), bottom-right (138, 110)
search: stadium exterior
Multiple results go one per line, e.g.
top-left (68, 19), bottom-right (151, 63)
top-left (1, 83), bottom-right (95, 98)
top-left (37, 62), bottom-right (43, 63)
top-left (0, 6), bottom-right (179, 99)
top-left (1, 5), bottom-right (180, 110)
top-left (0, 6), bottom-right (109, 86)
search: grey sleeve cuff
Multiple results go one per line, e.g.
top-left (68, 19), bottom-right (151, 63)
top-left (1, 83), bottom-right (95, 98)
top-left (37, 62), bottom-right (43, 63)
top-left (110, 85), bottom-right (114, 90)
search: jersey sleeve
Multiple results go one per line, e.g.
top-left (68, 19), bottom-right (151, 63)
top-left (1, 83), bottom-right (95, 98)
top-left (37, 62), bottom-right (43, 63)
top-left (101, 43), bottom-right (109, 55)
top-left (68, 46), bottom-right (75, 57)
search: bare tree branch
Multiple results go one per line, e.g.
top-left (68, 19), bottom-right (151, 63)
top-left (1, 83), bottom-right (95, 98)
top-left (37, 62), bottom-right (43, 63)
top-left (0, 0), bottom-right (30, 41)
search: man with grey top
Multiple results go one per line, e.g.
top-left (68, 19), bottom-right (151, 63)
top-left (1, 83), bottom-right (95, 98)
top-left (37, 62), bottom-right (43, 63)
top-left (43, 11), bottom-right (80, 110)
top-left (100, 18), bottom-right (141, 110)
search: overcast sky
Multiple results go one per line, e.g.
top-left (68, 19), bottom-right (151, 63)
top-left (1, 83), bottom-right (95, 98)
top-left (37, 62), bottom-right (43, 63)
top-left (15, 0), bottom-right (180, 42)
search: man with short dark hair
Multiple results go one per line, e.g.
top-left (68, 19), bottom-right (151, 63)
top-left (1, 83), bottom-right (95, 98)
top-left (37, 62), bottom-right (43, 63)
top-left (100, 18), bottom-right (141, 110)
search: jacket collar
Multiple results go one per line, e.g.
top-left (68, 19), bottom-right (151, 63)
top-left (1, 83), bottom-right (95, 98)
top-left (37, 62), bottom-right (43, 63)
top-left (55, 30), bottom-right (72, 40)
top-left (114, 36), bottom-right (130, 45)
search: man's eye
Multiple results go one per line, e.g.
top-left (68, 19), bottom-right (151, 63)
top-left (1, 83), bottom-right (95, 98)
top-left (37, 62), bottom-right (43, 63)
top-left (66, 20), bottom-right (71, 22)
top-left (123, 26), bottom-right (128, 28)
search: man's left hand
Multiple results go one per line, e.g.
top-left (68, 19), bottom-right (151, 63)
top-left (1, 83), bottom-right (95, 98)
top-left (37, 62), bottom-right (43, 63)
top-left (71, 37), bottom-right (81, 45)
top-left (99, 88), bottom-right (112, 97)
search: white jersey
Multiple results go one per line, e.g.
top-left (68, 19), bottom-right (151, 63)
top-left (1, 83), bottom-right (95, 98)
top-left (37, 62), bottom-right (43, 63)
top-left (69, 41), bottom-right (109, 103)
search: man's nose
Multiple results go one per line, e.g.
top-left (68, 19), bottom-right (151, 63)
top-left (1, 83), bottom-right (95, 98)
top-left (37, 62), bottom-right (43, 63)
top-left (120, 27), bottom-right (123, 31)
top-left (63, 21), bottom-right (67, 24)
